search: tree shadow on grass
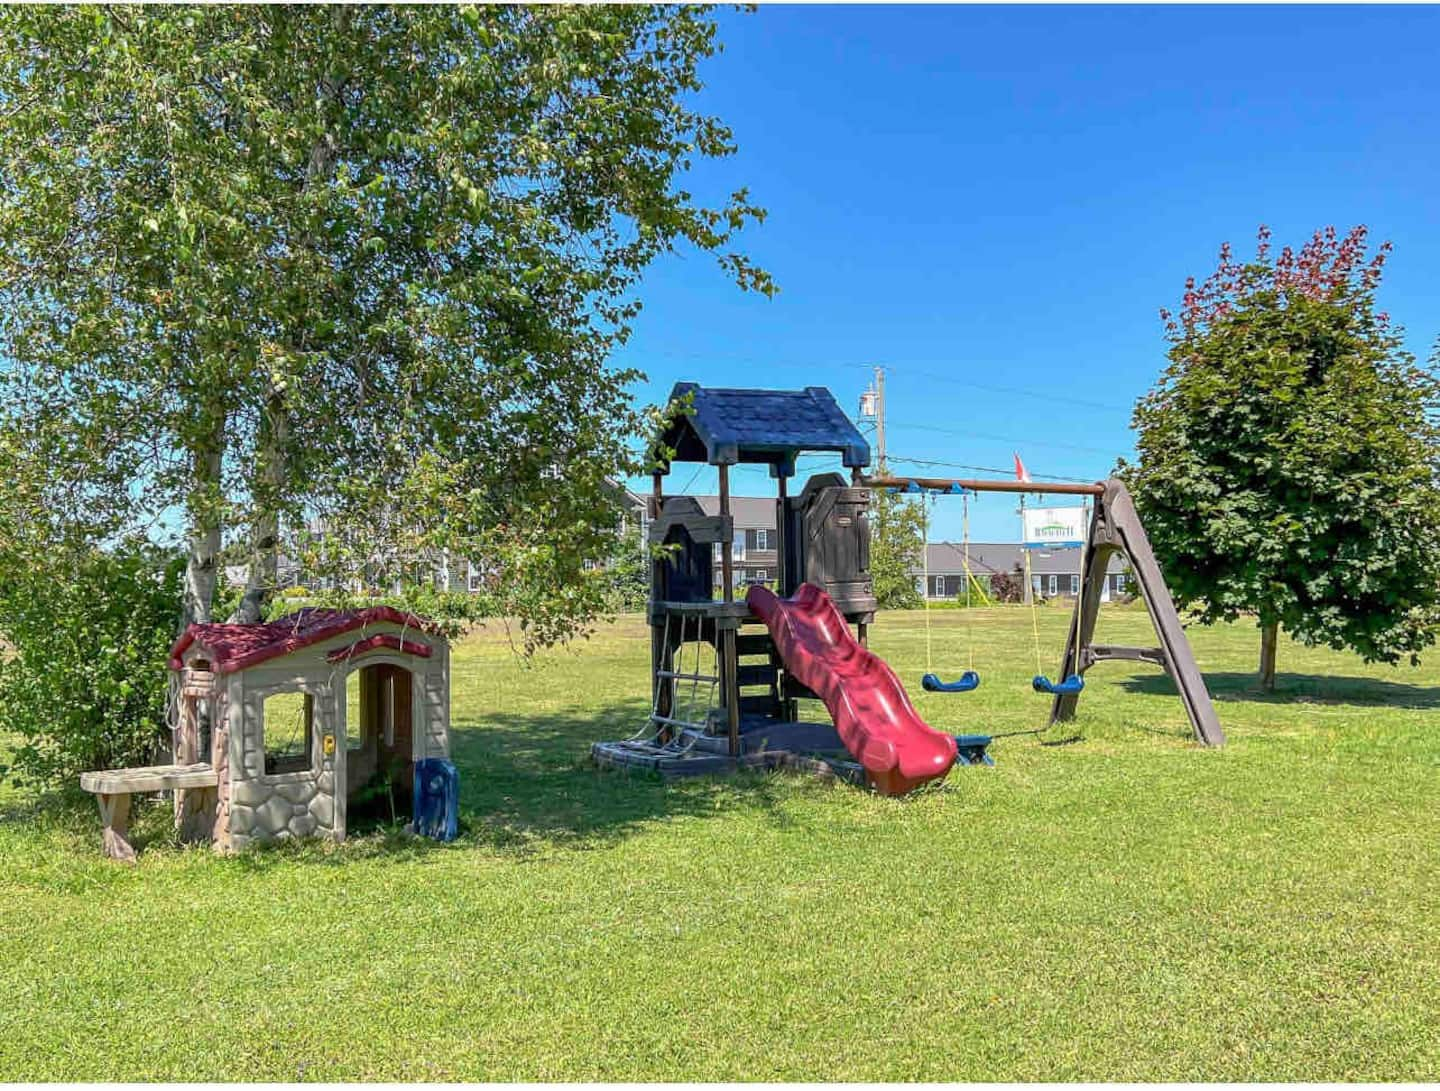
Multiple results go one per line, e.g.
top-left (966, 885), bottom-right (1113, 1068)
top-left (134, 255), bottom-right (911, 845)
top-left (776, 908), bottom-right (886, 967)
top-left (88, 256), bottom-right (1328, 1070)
top-left (1120, 671), bottom-right (1440, 710)
top-left (12, 699), bottom-right (801, 870)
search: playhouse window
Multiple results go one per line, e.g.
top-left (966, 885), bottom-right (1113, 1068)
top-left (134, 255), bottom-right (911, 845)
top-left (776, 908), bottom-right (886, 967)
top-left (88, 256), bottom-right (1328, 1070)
top-left (194, 697), bottom-right (213, 763)
top-left (262, 690), bottom-right (314, 775)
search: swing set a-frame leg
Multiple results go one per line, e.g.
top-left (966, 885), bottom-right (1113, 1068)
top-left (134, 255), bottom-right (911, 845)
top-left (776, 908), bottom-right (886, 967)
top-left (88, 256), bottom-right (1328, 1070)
top-left (1048, 479), bottom-right (1225, 747)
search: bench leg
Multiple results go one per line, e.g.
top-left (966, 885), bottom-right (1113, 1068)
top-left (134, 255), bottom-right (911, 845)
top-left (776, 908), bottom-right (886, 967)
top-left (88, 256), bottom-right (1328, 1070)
top-left (96, 792), bottom-right (136, 863)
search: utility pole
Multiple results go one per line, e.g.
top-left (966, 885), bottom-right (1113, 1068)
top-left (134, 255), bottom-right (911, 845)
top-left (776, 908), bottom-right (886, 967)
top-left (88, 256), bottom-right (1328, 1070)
top-left (859, 366), bottom-right (886, 471)
top-left (874, 365), bottom-right (886, 471)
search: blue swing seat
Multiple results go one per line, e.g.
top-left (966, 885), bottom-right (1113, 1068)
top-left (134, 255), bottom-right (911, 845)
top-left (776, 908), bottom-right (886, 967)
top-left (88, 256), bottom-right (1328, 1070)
top-left (1032, 674), bottom-right (1085, 695)
top-left (922, 670), bottom-right (980, 693)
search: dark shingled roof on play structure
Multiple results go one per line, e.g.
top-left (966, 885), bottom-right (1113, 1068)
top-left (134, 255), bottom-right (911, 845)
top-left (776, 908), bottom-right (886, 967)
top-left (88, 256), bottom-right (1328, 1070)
top-left (655, 382), bottom-right (870, 474)
top-left (169, 606), bottom-right (434, 674)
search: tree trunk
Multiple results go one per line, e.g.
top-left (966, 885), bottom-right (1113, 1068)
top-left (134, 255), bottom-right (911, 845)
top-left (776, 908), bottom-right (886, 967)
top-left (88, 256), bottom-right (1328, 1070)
top-left (1259, 620), bottom-right (1279, 692)
top-left (181, 425), bottom-right (226, 629)
top-left (233, 17), bottom-right (348, 624)
top-left (232, 391), bottom-right (288, 624)
top-left (230, 10), bottom-right (351, 626)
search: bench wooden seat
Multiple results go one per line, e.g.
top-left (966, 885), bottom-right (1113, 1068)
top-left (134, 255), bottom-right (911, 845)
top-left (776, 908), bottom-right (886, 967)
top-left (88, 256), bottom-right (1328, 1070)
top-left (80, 762), bottom-right (217, 794)
top-left (78, 762), bottom-right (217, 862)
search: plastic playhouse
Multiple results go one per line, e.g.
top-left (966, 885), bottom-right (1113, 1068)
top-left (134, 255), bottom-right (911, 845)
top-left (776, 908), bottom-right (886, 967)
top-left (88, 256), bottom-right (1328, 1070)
top-left (592, 381), bottom-right (1224, 796)
top-left (80, 606), bottom-right (458, 860)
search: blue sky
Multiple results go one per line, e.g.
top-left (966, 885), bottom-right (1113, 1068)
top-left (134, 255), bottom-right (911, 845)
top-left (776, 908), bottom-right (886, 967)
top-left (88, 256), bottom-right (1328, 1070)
top-left (616, 4), bottom-right (1440, 541)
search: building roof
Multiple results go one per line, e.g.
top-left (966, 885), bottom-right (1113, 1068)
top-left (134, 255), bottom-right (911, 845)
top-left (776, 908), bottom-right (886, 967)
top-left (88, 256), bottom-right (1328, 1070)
top-left (169, 606), bottom-right (435, 674)
top-left (654, 382), bottom-right (870, 476)
top-left (692, 494), bottom-right (780, 529)
top-left (915, 542), bottom-right (1128, 576)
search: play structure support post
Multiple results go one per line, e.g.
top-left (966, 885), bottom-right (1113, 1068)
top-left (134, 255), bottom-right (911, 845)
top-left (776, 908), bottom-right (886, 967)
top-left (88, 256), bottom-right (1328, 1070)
top-left (719, 464), bottom-right (741, 756)
top-left (649, 471), bottom-right (665, 616)
top-left (775, 473), bottom-right (787, 596)
top-left (1050, 479), bottom-right (1225, 747)
top-left (719, 464), bottom-right (733, 603)
top-left (648, 472), bottom-right (676, 738)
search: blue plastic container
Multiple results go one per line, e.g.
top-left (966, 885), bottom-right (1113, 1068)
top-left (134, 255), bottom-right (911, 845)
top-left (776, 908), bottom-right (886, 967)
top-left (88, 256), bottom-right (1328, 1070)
top-left (413, 757), bottom-right (460, 842)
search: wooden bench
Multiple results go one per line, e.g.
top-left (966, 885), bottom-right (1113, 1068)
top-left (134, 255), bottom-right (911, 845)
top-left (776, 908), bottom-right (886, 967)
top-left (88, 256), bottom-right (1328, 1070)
top-left (79, 763), bottom-right (218, 862)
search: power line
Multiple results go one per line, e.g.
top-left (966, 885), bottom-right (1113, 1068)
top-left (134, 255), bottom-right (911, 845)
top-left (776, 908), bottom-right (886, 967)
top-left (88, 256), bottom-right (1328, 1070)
top-left (881, 364), bottom-right (1134, 414)
top-left (627, 349), bottom-right (1137, 413)
top-left (888, 419), bottom-right (1126, 459)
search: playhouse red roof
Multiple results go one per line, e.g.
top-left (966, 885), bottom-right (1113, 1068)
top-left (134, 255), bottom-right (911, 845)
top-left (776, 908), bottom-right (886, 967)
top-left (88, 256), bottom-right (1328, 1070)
top-left (169, 606), bottom-right (434, 674)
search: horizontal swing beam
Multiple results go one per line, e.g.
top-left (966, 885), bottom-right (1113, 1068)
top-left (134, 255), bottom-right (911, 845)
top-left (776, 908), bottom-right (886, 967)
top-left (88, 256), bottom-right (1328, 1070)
top-left (864, 475), bottom-right (1106, 497)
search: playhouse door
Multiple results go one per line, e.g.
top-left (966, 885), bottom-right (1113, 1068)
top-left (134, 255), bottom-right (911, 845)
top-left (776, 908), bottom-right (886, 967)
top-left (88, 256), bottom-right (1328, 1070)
top-left (386, 667), bottom-right (415, 803)
top-left (348, 663), bottom-right (416, 826)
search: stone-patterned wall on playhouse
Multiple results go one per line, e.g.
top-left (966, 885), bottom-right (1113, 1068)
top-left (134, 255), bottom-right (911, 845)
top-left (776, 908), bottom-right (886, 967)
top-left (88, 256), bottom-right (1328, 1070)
top-left (225, 670), bottom-right (339, 852)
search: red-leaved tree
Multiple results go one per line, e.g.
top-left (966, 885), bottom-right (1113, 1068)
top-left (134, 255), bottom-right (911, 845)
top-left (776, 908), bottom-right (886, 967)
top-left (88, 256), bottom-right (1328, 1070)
top-left (1127, 225), bottom-right (1440, 691)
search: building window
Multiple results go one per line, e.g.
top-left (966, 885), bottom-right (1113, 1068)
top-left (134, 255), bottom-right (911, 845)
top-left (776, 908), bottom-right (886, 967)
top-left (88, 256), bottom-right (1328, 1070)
top-left (1047, 574), bottom-right (1058, 596)
top-left (1031, 575), bottom-right (1042, 595)
top-left (754, 528), bottom-right (772, 552)
top-left (752, 569), bottom-right (768, 582)
top-left (1070, 574), bottom-right (1080, 594)
top-left (733, 531), bottom-right (744, 559)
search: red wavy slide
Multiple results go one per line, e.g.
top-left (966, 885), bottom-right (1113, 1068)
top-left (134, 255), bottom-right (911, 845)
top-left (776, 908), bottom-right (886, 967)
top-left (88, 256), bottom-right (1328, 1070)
top-left (747, 583), bottom-right (957, 795)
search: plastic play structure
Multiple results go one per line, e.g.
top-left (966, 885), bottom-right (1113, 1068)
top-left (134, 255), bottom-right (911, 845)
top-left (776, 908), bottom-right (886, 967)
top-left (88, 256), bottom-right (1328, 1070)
top-left (592, 381), bottom-right (1224, 796)
top-left (80, 606), bottom-right (459, 860)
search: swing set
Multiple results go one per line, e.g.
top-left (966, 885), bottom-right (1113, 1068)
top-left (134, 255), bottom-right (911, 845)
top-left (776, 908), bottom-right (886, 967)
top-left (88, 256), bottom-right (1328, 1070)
top-left (907, 482), bottom-right (1083, 702)
top-left (879, 473), bottom-right (1225, 748)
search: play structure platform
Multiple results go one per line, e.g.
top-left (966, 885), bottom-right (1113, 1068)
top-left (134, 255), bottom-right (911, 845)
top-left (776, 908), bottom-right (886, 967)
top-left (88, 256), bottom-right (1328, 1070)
top-left (592, 714), bottom-right (868, 786)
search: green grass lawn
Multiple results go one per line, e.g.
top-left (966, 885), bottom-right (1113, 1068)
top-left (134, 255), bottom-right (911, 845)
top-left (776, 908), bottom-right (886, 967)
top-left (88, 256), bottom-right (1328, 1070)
top-left (2, 604), bottom-right (1438, 1080)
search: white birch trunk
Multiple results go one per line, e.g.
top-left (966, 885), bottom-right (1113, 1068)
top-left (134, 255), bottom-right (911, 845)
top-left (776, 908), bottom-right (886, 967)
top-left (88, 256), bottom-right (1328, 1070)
top-left (232, 392), bottom-right (288, 624)
top-left (182, 436), bottom-right (225, 628)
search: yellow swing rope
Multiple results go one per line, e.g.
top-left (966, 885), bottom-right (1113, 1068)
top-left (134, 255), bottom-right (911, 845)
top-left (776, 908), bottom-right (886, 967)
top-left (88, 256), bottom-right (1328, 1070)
top-left (921, 493), bottom-right (933, 675)
top-left (1024, 546), bottom-right (1043, 677)
top-left (962, 492), bottom-right (974, 674)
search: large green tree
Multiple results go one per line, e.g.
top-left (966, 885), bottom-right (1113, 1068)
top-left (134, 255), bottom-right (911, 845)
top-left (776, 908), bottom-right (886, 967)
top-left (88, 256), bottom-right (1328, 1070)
top-left (0, 5), bottom-right (770, 647)
top-left (1126, 226), bottom-right (1440, 690)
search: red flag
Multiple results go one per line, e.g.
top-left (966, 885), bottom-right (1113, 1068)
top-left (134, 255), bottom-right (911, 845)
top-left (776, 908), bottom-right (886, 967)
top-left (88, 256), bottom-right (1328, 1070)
top-left (1013, 451), bottom-right (1031, 483)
